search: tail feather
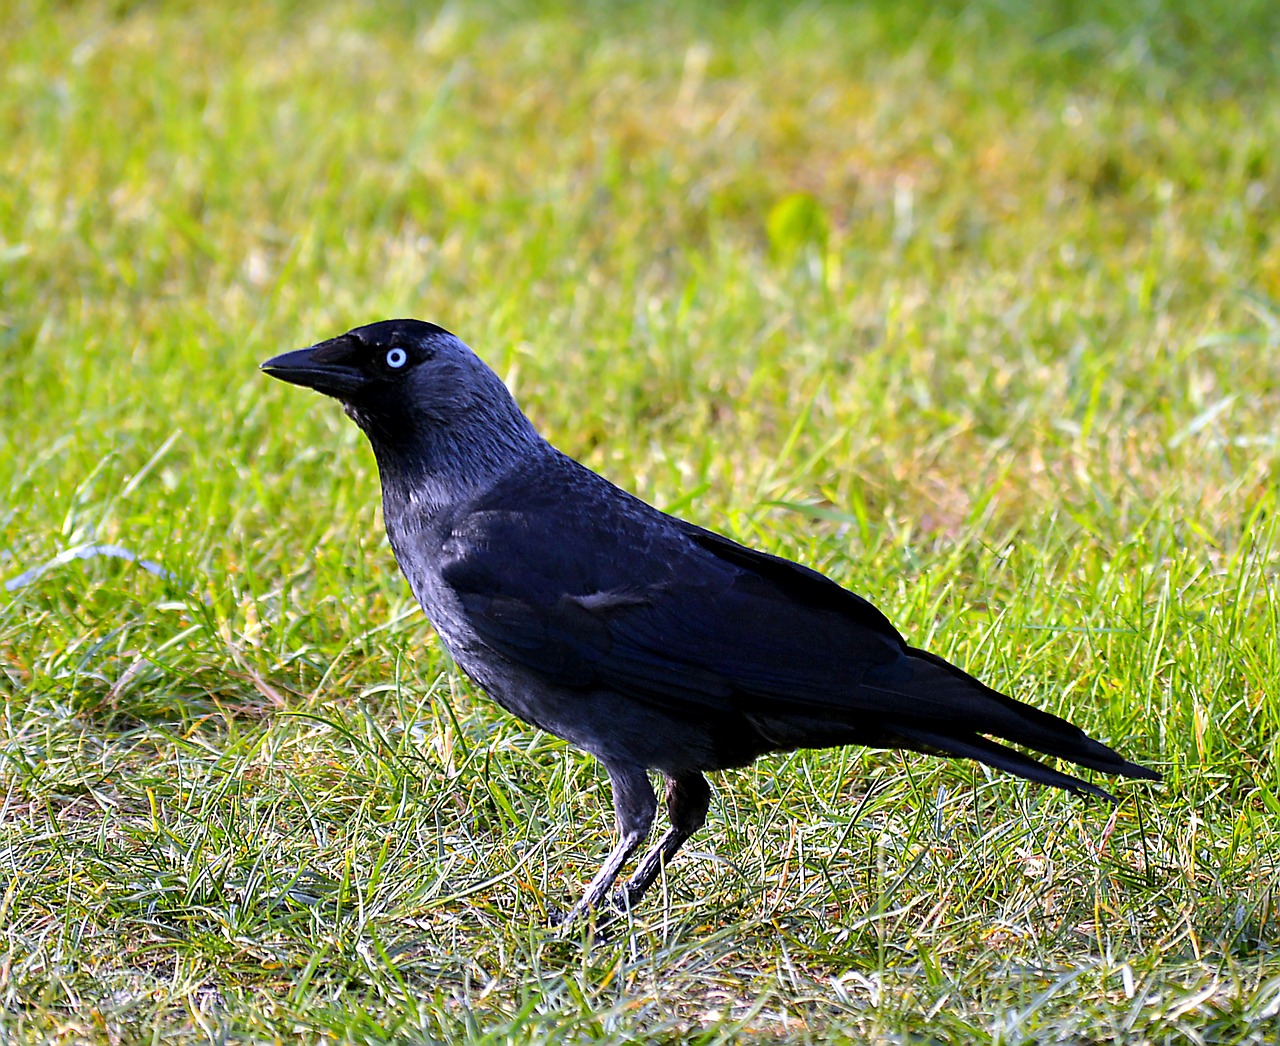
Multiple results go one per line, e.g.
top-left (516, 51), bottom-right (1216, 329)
top-left (894, 726), bottom-right (1120, 801)
top-left (902, 646), bottom-right (1162, 785)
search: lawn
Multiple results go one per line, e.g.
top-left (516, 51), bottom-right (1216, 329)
top-left (2, 0), bottom-right (1278, 1041)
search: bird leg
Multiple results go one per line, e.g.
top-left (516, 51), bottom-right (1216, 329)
top-left (558, 761), bottom-right (655, 927)
top-left (613, 772), bottom-right (710, 912)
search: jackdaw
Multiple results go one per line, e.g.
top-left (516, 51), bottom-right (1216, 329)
top-left (261, 318), bottom-right (1161, 924)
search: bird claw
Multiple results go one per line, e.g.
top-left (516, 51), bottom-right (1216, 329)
top-left (548, 895), bottom-right (631, 940)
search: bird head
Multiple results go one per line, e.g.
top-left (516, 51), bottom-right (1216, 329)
top-left (261, 318), bottom-right (459, 411)
top-left (261, 319), bottom-right (540, 498)
top-left (262, 319), bottom-right (519, 433)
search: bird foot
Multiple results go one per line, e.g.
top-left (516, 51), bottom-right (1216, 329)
top-left (549, 895), bottom-right (630, 939)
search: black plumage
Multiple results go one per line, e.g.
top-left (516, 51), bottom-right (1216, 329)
top-left (261, 318), bottom-right (1160, 923)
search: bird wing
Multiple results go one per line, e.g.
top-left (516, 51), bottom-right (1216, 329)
top-left (438, 490), bottom-right (1158, 792)
top-left (438, 501), bottom-right (976, 720)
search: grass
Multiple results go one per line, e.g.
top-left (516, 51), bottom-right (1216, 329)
top-left (2, 0), bottom-right (1278, 1041)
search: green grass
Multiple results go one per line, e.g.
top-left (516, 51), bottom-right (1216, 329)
top-left (2, 0), bottom-right (1279, 1041)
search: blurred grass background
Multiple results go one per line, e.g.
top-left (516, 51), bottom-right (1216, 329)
top-left (2, 1), bottom-right (1278, 1042)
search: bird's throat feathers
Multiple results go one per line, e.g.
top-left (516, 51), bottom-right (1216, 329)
top-left (358, 397), bottom-right (543, 525)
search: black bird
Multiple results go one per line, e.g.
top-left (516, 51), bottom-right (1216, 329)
top-left (261, 319), bottom-right (1161, 923)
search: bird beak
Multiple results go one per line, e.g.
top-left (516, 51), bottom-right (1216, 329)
top-left (260, 338), bottom-right (367, 397)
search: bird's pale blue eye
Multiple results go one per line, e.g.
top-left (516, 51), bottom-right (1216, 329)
top-left (386, 347), bottom-right (408, 369)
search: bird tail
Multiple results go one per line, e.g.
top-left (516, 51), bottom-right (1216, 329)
top-left (894, 646), bottom-right (1161, 800)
